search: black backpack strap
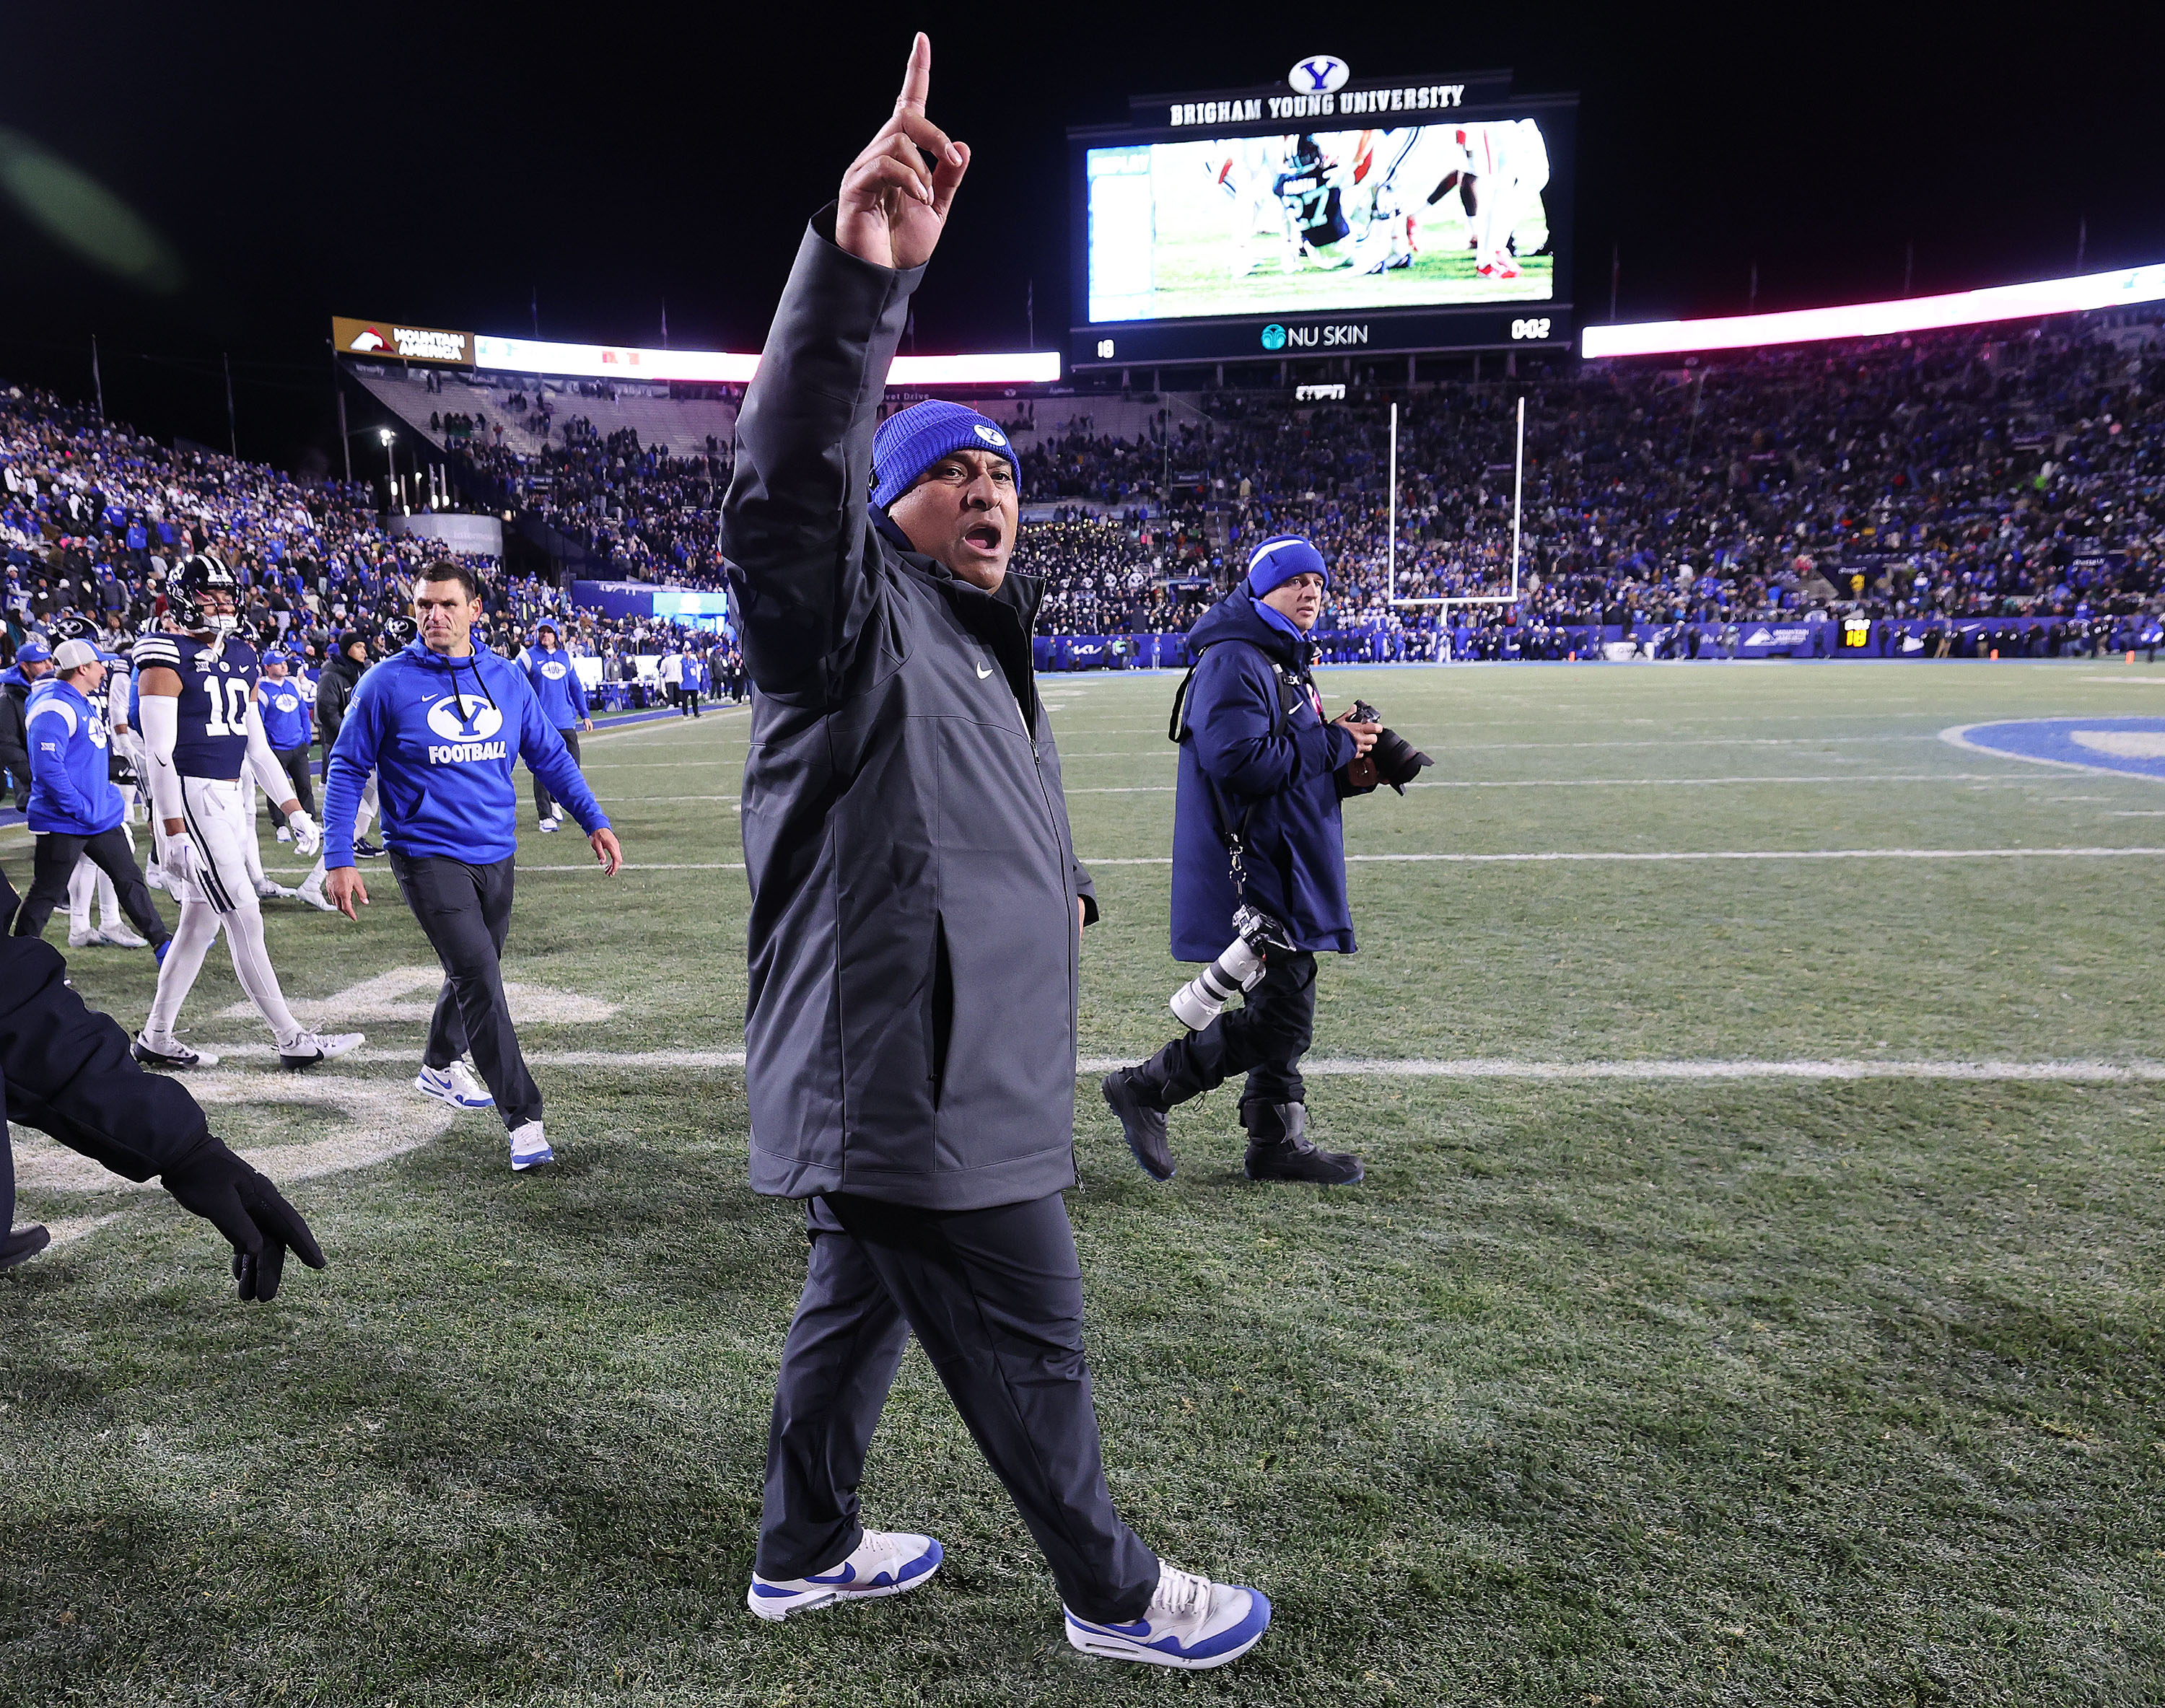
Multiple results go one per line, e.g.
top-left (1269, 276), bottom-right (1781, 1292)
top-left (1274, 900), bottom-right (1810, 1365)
top-left (1170, 639), bottom-right (1299, 899)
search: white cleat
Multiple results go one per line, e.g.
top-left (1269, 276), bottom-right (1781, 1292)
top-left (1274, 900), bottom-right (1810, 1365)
top-left (416, 1060), bottom-right (495, 1111)
top-left (509, 1121), bottom-right (554, 1170)
top-left (100, 924), bottom-right (151, 948)
top-left (748, 1530), bottom-right (943, 1621)
top-left (1064, 1562), bottom-right (1272, 1671)
top-left (295, 876), bottom-right (338, 913)
top-left (255, 880), bottom-right (298, 901)
top-left (133, 1031), bottom-right (219, 1069)
top-left (280, 1030), bottom-right (364, 1072)
top-left (274, 825), bottom-right (292, 844)
top-left (67, 927), bottom-right (100, 948)
top-left (535, 815), bottom-right (561, 833)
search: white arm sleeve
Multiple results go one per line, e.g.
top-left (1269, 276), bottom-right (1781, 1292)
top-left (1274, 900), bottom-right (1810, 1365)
top-left (140, 691), bottom-right (185, 825)
top-left (244, 701), bottom-right (298, 805)
top-left (107, 668), bottom-right (131, 732)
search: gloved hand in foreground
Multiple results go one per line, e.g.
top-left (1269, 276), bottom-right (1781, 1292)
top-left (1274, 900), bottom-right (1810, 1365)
top-left (161, 1139), bottom-right (327, 1302)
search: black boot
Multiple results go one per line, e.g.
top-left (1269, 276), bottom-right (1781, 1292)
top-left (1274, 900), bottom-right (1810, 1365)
top-left (1101, 1069), bottom-right (1176, 1181)
top-left (1, 1224), bottom-right (51, 1272)
top-left (1101, 1037), bottom-right (1210, 1181)
top-left (1241, 1101), bottom-right (1363, 1186)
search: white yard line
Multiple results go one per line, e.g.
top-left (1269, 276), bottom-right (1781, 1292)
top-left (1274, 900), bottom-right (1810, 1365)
top-left (1082, 846), bottom-right (2165, 866)
top-left (193, 1047), bottom-right (2165, 1082)
top-left (1066, 773), bottom-right (2042, 795)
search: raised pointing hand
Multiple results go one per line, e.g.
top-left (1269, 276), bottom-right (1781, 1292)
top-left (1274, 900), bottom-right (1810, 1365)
top-left (836, 32), bottom-right (969, 271)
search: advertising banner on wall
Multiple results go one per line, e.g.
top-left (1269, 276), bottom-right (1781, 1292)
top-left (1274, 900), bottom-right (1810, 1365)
top-left (333, 317), bottom-right (474, 366)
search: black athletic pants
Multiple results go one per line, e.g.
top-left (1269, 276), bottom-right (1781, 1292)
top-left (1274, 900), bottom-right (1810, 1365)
top-left (1158, 949), bottom-right (1317, 1109)
top-left (388, 851), bottom-right (540, 1129)
top-left (11, 825), bottom-right (168, 947)
top-left (265, 745), bottom-right (315, 831)
top-left (758, 1190), bottom-right (1158, 1625)
top-left (530, 727), bottom-right (582, 823)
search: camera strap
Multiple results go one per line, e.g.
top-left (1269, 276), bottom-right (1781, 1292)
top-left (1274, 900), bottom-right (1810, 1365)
top-left (1169, 641), bottom-right (1305, 898)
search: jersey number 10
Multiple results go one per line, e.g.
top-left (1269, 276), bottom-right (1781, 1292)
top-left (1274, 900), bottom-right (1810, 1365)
top-left (203, 678), bottom-right (254, 736)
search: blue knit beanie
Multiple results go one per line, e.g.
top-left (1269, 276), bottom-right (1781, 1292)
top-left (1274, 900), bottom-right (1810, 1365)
top-left (1246, 534), bottom-right (1330, 595)
top-left (872, 401), bottom-right (1019, 508)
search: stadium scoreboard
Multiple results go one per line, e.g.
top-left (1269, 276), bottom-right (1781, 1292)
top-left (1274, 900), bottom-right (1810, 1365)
top-left (1068, 61), bottom-right (1575, 372)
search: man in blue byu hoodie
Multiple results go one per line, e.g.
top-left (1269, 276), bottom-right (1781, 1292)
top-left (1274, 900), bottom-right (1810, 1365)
top-left (11, 637), bottom-right (169, 951)
top-left (520, 618), bottom-right (592, 832)
top-left (320, 562), bottom-right (623, 1173)
top-left (1101, 535), bottom-right (1381, 1187)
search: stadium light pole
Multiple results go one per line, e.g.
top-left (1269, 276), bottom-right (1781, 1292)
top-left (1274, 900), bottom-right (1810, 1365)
top-left (380, 427), bottom-right (397, 514)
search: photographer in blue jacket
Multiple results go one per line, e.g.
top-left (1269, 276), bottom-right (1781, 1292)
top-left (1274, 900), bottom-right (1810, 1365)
top-left (320, 562), bottom-right (622, 1173)
top-left (1103, 535), bottom-right (1425, 1186)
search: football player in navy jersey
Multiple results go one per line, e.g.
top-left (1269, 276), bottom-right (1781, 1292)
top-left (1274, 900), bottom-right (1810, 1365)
top-left (131, 553), bottom-right (362, 1071)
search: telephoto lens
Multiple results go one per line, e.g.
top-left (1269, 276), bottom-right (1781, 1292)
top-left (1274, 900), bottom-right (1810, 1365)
top-left (1168, 905), bottom-right (1290, 1030)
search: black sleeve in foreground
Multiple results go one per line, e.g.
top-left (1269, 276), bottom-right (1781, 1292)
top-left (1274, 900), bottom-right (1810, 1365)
top-left (0, 935), bottom-right (215, 1183)
top-left (722, 206), bottom-right (925, 701)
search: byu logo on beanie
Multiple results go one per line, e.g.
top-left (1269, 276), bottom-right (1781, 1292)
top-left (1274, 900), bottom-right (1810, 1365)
top-left (872, 400), bottom-right (1021, 507)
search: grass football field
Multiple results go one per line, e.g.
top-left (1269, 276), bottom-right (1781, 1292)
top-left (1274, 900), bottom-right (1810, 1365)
top-left (4, 660), bottom-right (2163, 1705)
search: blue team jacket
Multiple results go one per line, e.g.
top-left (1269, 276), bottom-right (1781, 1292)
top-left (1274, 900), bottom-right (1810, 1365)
top-left (521, 644), bottom-right (589, 729)
top-left (256, 675), bottom-right (312, 749)
top-left (25, 678), bottom-right (123, 837)
top-left (1171, 593), bottom-right (1358, 960)
top-left (321, 639), bottom-right (608, 867)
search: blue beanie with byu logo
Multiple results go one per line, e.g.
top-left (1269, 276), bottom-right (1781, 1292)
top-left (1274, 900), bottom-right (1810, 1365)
top-left (871, 400), bottom-right (1020, 508)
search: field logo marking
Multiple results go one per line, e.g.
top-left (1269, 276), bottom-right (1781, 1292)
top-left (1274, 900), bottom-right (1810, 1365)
top-left (14, 1074), bottom-right (458, 1244)
top-left (218, 966), bottom-right (618, 1026)
top-left (1941, 717), bottom-right (2165, 781)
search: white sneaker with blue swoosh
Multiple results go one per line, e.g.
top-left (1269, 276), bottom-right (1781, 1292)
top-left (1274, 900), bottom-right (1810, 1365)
top-left (746, 1529), bottom-right (943, 1621)
top-left (1064, 1562), bottom-right (1270, 1670)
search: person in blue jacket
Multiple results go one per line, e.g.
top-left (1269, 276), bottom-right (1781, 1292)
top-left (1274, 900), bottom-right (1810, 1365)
top-left (319, 563), bottom-right (622, 1173)
top-left (1101, 536), bottom-right (1378, 1186)
top-left (252, 647), bottom-right (315, 842)
top-left (10, 638), bottom-right (169, 950)
top-left (520, 618), bottom-right (592, 832)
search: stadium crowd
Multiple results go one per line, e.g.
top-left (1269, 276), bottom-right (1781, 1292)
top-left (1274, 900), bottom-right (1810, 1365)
top-left (1071, 318), bottom-right (2164, 645)
top-left (0, 382), bottom-right (742, 709)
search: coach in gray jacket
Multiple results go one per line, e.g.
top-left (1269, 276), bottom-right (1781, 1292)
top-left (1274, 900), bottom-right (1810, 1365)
top-left (720, 37), bottom-right (1269, 1672)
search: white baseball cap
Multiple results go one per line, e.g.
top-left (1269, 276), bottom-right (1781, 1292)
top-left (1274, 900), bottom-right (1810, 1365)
top-left (53, 638), bottom-right (102, 670)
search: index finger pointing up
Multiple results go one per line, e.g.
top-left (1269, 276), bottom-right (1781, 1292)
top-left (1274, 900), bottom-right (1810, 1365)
top-left (891, 33), bottom-right (963, 165)
top-left (895, 31), bottom-right (931, 115)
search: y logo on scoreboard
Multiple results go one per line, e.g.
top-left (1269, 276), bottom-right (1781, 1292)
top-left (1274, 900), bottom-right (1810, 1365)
top-left (1289, 56), bottom-right (1350, 95)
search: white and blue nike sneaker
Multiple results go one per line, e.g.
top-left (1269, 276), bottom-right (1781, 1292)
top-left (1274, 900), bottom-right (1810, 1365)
top-left (746, 1529), bottom-right (943, 1621)
top-left (1064, 1561), bottom-right (1270, 1670)
top-left (416, 1060), bottom-right (495, 1111)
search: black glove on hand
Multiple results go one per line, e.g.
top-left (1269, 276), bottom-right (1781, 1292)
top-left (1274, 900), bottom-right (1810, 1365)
top-left (161, 1139), bottom-right (327, 1302)
top-left (1372, 728), bottom-right (1434, 794)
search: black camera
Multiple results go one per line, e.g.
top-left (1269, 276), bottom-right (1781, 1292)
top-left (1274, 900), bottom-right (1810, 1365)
top-left (1348, 701), bottom-right (1433, 794)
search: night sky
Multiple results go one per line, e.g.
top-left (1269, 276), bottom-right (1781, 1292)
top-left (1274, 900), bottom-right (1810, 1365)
top-left (3, 2), bottom-right (2158, 471)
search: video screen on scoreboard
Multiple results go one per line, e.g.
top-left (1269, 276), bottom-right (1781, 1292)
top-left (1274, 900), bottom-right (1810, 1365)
top-left (1085, 120), bottom-right (1557, 323)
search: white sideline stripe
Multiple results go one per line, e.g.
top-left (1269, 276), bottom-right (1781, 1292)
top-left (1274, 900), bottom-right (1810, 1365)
top-left (198, 1048), bottom-right (2165, 1082)
top-left (1066, 772), bottom-right (2035, 796)
top-left (1064, 735), bottom-right (1941, 758)
top-left (1083, 847), bottom-right (2165, 866)
top-left (1080, 1057), bottom-right (2165, 1082)
top-left (374, 847), bottom-right (2165, 876)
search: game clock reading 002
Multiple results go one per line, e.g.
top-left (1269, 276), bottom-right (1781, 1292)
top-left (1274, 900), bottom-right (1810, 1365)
top-left (1086, 119), bottom-right (1555, 325)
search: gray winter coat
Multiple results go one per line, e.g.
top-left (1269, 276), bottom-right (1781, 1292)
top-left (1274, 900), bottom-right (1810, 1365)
top-left (723, 210), bottom-right (1096, 1212)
